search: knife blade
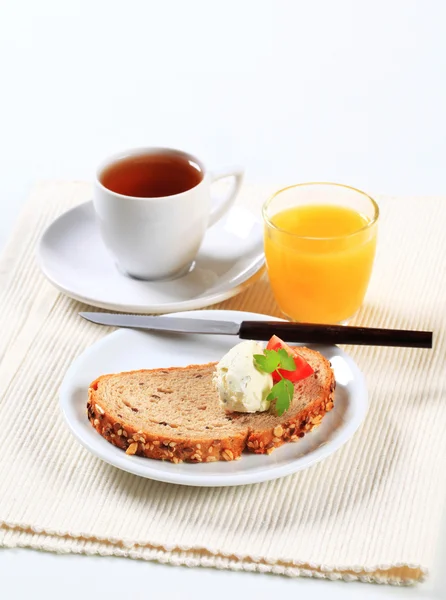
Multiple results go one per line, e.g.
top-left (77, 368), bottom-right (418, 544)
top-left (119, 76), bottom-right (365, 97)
top-left (79, 312), bottom-right (433, 348)
top-left (79, 312), bottom-right (240, 335)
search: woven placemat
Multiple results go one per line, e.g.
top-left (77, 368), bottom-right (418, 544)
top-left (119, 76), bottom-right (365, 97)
top-left (0, 182), bottom-right (445, 585)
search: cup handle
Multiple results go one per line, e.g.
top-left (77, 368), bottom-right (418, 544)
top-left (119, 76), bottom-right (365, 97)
top-left (208, 168), bottom-right (244, 227)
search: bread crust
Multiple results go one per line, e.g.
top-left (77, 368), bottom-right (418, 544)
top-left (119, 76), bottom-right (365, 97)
top-left (87, 353), bottom-right (335, 463)
top-left (244, 385), bottom-right (335, 454)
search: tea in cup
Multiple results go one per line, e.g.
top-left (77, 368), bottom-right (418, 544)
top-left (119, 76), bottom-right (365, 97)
top-left (94, 147), bottom-right (243, 280)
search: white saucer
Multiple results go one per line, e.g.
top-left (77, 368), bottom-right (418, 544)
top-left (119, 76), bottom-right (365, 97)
top-left (38, 202), bottom-right (264, 313)
top-left (60, 310), bottom-right (368, 487)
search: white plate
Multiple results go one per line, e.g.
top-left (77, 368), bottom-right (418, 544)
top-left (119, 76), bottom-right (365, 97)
top-left (60, 310), bottom-right (368, 487)
top-left (38, 202), bottom-right (264, 314)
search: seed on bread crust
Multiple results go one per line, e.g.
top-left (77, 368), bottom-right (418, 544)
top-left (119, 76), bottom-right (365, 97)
top-left (126, 442), bottom-right (138, 455)
top-left (222, 449), bottom-right (234, 461)
top-left (273, 425), bottom-right (284, 438)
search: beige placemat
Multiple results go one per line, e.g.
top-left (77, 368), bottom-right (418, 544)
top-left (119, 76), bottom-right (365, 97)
top-left (0, 182), bottom-right (445, 585)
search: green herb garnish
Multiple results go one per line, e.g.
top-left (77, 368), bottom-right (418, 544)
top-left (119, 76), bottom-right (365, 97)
top-left (252, 349), bottom-right (280, 373)
top-left (276, 348), bottom-right (296, 371)
top-left (253, 348), bottom-right (296, 416)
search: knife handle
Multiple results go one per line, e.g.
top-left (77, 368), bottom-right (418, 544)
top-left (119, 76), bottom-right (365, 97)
top-left (238, 321), bottom-right (433, 348)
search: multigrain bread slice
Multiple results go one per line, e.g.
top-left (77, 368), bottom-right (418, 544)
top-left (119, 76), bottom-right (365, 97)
top-left (87, 347), bottom-right (335, 463)
top-left (88, 363), bottom-right (247, 463)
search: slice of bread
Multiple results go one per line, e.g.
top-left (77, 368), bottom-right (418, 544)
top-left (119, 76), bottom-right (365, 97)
top-left (87, 347), bottom-right (335, 463)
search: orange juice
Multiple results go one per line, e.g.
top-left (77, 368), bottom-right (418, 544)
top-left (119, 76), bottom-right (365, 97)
top-left (264, 204), bottom-right (377, 323)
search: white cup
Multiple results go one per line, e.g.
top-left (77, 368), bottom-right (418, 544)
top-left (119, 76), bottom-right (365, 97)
top-left (93, 147), bottom-right (244, 280)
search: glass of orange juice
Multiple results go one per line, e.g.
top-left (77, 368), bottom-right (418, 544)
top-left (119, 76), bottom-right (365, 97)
top-left (263, 183), bottom-right (379, 324)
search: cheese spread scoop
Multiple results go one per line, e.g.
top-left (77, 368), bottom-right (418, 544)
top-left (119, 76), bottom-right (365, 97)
top-left (213, 340), bottom-right (273, 413)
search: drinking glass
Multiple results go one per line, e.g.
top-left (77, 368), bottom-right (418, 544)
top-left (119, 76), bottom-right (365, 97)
top-left (263, 183), bottom-right (379, 323)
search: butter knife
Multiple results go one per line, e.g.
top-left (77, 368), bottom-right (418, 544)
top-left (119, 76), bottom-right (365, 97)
top-left (79, 312), bottom-right (433, 348)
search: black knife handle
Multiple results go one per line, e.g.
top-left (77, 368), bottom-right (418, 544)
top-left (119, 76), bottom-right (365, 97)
top-left (238, 321), bottom-right (433, 348)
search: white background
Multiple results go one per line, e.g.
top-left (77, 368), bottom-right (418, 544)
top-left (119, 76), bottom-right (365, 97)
top-left (0, 0), bottom-right (445, 598)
